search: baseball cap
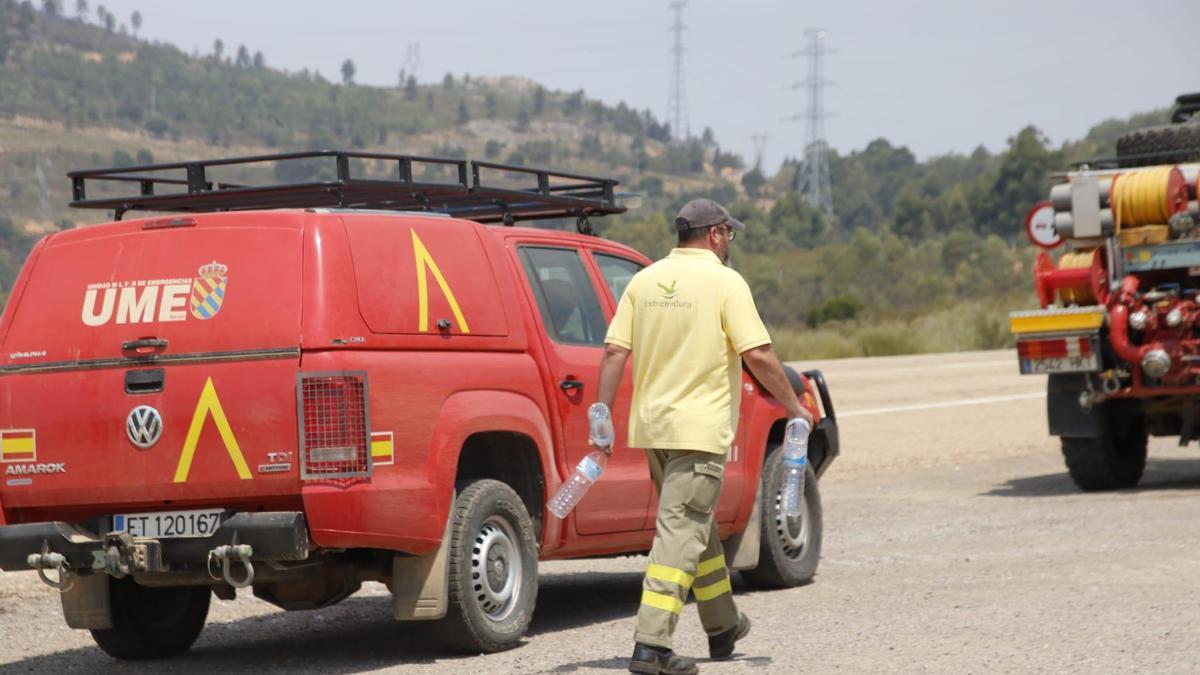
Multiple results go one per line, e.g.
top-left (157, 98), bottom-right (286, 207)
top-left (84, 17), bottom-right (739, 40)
top-left (674, 198), bottom-right (745, 233)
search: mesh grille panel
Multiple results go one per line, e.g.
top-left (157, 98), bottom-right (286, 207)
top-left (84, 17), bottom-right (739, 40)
top-left (299, 373), bottom-right (370, 479)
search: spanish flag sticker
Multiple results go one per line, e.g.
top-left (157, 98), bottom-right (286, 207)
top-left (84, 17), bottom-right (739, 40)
top-left (0, 429), bottom-right (36, 463)
top-left (371, 431), bottom-right (394, 466)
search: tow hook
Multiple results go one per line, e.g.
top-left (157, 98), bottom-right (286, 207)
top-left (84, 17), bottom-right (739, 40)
top-left (1079, 371), bottom-right (1121, 411)
top-left (27, 543), bottom-right (72, 591)
top-left (103, 532), bottom-right (159, 578)
top-left (208, 544), bottom-right (254, 589)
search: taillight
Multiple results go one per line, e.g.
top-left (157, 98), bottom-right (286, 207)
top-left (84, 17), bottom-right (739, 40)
top-left (1017, 336), bottom-right (1094, 360)
top-left (298, 372), bottom-right (371, 480)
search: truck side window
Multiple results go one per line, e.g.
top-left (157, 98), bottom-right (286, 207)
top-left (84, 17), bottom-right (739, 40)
top-left (593, 253), bottom-right (644, 303)
top-left (520, 247), bottom-right (609, 346)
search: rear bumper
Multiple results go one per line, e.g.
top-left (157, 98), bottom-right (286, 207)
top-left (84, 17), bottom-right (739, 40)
top-left (0, 511), bottom-right (309, 572)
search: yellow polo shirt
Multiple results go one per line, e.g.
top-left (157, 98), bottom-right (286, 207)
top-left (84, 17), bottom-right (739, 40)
top-left (605, 248), bottom-right (772, 454)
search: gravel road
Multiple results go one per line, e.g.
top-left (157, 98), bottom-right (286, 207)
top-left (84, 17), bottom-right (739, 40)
top-left (3, 349), bottom-right (1200, 673)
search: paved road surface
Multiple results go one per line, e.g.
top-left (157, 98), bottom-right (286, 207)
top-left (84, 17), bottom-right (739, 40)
top-left (3, 349), bottom-right (1200, 673)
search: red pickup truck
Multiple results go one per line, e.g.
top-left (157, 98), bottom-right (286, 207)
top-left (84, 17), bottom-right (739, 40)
top-left (0, 152), bottom-right (838, 659)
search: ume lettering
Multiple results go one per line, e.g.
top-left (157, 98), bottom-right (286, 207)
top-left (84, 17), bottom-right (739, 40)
top-left (81, 284), bottom-right (191, 326)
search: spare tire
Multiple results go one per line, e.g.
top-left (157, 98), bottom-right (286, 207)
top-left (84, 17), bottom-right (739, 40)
top-left (1116, 122), bottom-right (1200, 167)
top-left (1170, 92), bottom-right (1200, 123)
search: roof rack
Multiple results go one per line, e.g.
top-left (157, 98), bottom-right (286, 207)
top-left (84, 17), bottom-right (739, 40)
top-left (68, 150), bottom-right (625, 230)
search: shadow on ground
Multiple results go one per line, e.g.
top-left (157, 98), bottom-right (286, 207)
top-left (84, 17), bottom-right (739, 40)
top-left (984, 457), bottom-right (1200, 498)
top-left (2, 570), bottom-right (651, 673)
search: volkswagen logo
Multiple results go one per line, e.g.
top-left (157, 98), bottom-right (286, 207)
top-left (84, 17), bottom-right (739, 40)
top-left (126, 405), bottom-right (163, 449)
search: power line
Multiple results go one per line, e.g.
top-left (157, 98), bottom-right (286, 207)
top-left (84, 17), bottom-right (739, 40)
top-left (788, 28), bottom-right (834, 215)
top-left (666, 1), bottom-right (689, 141)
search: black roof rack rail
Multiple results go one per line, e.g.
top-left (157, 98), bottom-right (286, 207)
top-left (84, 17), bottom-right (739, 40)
top-left (67, 150), bottom-right (626, 227)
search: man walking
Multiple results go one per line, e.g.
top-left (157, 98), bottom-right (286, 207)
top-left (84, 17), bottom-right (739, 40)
top-left (593, 198), bottom-right (813, 675)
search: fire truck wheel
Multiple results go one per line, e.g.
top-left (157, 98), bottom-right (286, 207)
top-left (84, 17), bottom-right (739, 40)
top-left (740, 444), bottom-right (823, 590)
top-left (436, 479), bottom-right (538, 653)
top-left (1061, 413), bottom-right (1148, 491)
top-left (89, 578), bottom-right (210, 660)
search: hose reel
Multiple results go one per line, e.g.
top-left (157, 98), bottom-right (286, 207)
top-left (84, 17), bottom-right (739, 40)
top-left (1033, 249), bottom-right (1109, 308)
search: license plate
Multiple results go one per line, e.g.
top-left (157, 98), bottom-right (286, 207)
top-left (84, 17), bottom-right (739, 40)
top-left (1020, 354), bottom-right (1100, 374)
top-left (113, 509), bottom-right (224, 539)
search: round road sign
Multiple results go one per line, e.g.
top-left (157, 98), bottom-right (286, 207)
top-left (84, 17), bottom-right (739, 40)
top-left (1025, 201), bottom-right (1060, 249)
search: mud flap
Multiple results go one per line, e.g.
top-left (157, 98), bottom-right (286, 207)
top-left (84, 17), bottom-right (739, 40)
top-left (392, 493), bottom-right (454, 621)
top-left (61, 573), bottom-right (112, 630)
top-left (1048, 373), bottom-right (1102, 438)
top-left (723, 482), bottom-right (762, 571)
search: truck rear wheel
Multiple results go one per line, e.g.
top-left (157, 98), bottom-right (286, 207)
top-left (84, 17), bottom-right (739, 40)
top-left (1061, 412), bottom-right (1147, 491)
top-left (435, 479), bottom-right (538, 653)
top-left (740, 444), bottom-right (823, 589)
top-left (90, 578), bottom-right (210, 660)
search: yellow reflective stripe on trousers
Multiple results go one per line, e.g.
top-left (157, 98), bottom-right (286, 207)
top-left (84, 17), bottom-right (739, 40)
top-left (693, 576), bottom-right (732, 601)
top-left (641, 590), bottom-right (685, 614)
top-left (646, 563), bottom-right (694, 589)
top-left (697, 555), bottom-right (726, 578)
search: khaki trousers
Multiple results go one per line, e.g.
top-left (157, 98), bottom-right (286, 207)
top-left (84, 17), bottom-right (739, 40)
top-left (634, 448), bottom-right (740, 649)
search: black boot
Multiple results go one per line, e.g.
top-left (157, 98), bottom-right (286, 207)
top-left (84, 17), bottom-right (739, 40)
top-left (707, 612), bottom-right (751, 660)
top-left (629, 642), bottom-right (699, 675)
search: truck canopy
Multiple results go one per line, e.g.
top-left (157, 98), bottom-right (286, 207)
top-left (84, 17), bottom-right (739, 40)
top-left (0, 213), bottom-right (304, 517)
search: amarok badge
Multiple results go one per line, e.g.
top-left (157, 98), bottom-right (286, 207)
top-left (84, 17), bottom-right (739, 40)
top-left (189, 261), bottom-right (228, 320)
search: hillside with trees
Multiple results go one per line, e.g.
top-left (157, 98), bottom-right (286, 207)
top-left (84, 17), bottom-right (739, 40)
top-left (0, 1), bottom-right (1171, 356)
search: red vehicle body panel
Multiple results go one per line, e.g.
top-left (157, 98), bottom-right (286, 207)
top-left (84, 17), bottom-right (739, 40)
top-left (0, 210), bottom-right (814, 561)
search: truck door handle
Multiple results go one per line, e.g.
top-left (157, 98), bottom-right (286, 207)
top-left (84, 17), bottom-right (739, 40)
top-left (559, 379), bottom-right (584, 392)
top-left (122, 338), bottom-right (168, 354)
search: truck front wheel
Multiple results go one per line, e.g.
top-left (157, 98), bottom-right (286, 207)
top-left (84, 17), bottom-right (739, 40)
top-left (740, 444), bottom-right (823, 589)
top-left (1061, 412), bottom-right (1148, 491)
top-left (90, 578), bottom-right (210, 660)
top-left (435, 479), bottom-right (538, 653)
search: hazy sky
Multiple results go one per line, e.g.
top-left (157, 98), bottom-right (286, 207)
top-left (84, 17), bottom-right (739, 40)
top-left (89, 0), bottom-right (1198, 172)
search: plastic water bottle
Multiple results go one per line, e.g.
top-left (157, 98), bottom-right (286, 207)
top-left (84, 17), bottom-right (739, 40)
top-left (587, 402), bottom-right (614, 448)
top-left (547, 451), bottom-right (608, 519)
top-left (781, 418), bottom-right (811, 518)
top-left (547, 403), bottom-right (614, 519)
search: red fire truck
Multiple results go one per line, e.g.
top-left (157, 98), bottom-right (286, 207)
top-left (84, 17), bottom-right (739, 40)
top-left (1011, 94), bottom-right (1200, 490)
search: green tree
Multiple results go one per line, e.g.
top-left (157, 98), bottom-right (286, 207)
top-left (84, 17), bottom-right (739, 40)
top-left (456, 101), bottom-right (469, 124)
top-left (235, 45), bottom-right (250, 68)
top-left (341, 59), bottom-right (355, 85)
top-left (972, 126), bottom-right (1059, 237)
top-left (741, 167), bottom-right (766, 198)
top-left (130, 9), bottom-right (140, 35)
top-left (404, 76), bottom-right (417, 100)
top-left (75, 0), bottom-right (87, 20)
top-left (212, 38), bottom-right (223, 60)
top-left (485, 92), bottom-right (497, 118)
